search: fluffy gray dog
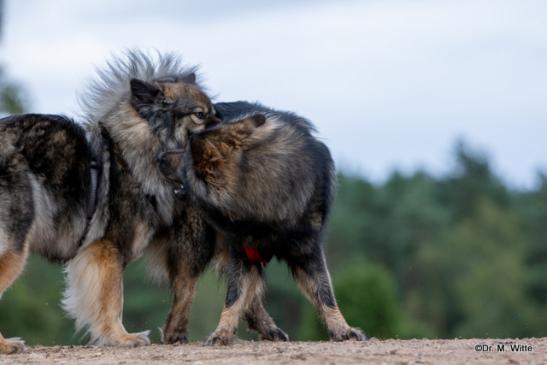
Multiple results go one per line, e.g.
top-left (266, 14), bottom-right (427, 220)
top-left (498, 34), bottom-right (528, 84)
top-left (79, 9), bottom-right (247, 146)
top-left (0, 51), bottom-right (224, 352)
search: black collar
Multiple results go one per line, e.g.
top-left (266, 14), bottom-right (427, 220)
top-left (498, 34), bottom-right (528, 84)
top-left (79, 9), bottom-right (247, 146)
top-left (86, 157), bottom-right (102, 219)
top-left (78, 137), bottom-right (105, 247)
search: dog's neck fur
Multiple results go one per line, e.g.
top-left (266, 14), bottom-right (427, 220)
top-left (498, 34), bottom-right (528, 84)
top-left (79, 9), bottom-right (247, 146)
top-left (79, 51), bottom-right (200, 225)
top-left (98, 101), bottom-right (176, 224)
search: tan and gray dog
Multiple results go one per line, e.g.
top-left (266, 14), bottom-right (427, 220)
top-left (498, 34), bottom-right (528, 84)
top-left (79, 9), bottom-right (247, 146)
top-left (0, 51), bottom-right (224, 352)
top-left (159, 102), bottom-right (366, 345)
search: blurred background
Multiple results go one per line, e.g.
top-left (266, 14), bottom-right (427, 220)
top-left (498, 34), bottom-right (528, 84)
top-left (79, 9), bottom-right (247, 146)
top-left (0, 0), bottom-right (545, 344)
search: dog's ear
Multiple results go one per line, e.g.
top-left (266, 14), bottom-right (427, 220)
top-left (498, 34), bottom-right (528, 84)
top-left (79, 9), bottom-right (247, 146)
top-left (130, 78), bottom-right (161, 104)
top-left (182, 72), bottom-right (196, 84)
top-left (251, 114), bottom-right (266, 127)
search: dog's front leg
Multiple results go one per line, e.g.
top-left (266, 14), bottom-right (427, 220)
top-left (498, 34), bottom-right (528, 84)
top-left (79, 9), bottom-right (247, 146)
top-left (163, 269), bottom-right (198, 344)
top-left (0, 247), bottom-right (29, 354)
top-left (63, 239), bottom-right (150, 346)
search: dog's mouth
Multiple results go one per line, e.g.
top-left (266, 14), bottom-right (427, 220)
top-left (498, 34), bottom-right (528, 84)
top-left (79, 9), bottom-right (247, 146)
top-left (206, 120), bottom-right (221, 129)
top-left (204, 115), bottom-right (222, 130)
top-left (203, 117), bottom-right (222, 131)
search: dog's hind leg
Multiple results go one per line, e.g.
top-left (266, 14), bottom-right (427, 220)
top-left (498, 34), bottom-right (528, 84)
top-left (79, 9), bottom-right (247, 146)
top-left (244, 294), bottom-right (289, 341)
top-left (289, 245), bottom-right (366, 341)
top-left (0, 246), bottom-right (29, 354)
top-left (63, 239), bottom-right (150, 347)
top-left (206, 261), bottom-right (263, 346)
top-left (208, 236), bottom-right (286, 342)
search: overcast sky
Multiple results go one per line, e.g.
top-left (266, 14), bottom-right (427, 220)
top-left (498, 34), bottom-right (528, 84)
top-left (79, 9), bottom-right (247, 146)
top-left (1, 0), bottom-right (545, 188)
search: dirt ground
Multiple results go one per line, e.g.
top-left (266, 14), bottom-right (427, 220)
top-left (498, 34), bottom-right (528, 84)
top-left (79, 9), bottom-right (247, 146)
top-left (0, 338), bottom-right (545, 365)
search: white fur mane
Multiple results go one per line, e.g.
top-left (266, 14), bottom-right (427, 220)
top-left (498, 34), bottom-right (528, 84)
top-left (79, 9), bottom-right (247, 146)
top-left (79, 49), bottom-right (199, 123)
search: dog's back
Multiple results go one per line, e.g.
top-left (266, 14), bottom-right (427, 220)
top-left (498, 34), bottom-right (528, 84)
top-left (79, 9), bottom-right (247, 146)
top-left (0, 114), bottom-right (92, 261)
top-left (189, 102), bottom-right (335, 235)
top-left (215, 101), bottom-right (317, 134)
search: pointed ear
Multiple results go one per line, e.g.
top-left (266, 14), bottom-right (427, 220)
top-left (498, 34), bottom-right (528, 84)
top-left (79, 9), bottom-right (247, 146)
top-left (130, 78), bottom-right (161, 104)
top-left (251, 114), bottom-right (266, 127)
top-left (182, 72), bottom-right (196, 84)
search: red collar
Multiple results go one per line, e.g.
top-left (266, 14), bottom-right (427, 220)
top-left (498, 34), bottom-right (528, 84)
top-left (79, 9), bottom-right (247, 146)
top-left (243, 239), bottom-right (269, 265)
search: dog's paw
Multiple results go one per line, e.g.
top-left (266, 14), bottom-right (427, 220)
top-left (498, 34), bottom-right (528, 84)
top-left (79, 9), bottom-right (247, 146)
top-left (110, 331), bottom-right (151, 347)
top-left (164, 332), bottom-right (188, 345)
top-left (0, 337), bottom-right (26, 354)
top-left (331, 327), bottom-right (367, 342)
top-left (260, 326), bottom-right (289, 342)
top-left (204, 331), bottom-right (234, 346)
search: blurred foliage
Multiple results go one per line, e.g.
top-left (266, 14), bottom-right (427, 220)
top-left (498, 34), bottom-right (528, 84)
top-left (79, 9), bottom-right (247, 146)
top-left (0, 0), bottom-right (27, 115)
top-left (0, 67), bottom-right (27, 115)
top-left (0, 5), bottom-right (545, 344)
top-left (0, 141), bottom-right (545, 344)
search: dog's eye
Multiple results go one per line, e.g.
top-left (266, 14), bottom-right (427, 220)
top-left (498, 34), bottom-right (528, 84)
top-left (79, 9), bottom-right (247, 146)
top-left (195, 112), bottom-right (205, 119)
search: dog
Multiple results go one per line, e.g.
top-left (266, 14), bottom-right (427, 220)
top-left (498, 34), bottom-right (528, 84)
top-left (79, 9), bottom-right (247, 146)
top-left (158, 101), bottom-right (366, 345)
top-left (0, 50), bottom-right (225, 352)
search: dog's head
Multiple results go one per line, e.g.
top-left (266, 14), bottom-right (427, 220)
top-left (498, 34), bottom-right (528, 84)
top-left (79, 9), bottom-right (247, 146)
top-left (157, 113), bottom-right (267, 188)
top-left (129, 75), bottom-right (221, 149)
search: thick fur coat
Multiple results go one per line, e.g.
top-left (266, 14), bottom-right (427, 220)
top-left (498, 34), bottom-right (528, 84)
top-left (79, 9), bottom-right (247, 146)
top-left (0, 51), bottom-right (227, 352)
top-left (160, 101), bottom-right (365, 344)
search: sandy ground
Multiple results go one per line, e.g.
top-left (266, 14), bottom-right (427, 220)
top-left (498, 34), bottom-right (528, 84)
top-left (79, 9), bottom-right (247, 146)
top-left (0, 338), bottom-right (545, 365)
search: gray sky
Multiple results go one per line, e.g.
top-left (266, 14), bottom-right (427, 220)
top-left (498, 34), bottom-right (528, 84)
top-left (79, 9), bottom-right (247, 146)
top-left (1, 0), bottom-right (546, 188)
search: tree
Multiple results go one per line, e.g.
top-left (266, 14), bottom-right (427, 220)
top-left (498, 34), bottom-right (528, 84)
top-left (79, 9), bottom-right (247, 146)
top-left (411, 199), bottom-right (538, 337)
top-left (0, 0), bottom-right (27, 115)
top-left (0, 67), bottom-right (26, 114)
top-left (438, 141), bottom-right (510, 221)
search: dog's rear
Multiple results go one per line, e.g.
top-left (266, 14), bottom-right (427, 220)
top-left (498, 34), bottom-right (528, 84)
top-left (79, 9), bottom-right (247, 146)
top-left (0, 114), bottom-right (93, 353)
top-left (0, 114), bottom-right (92, 261)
